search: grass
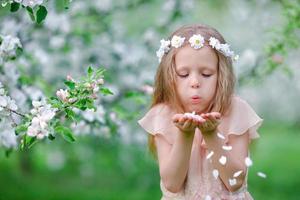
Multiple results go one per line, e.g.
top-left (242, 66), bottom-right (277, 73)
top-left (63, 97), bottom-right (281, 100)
top-left (0, 121), bottom-right (299, 200)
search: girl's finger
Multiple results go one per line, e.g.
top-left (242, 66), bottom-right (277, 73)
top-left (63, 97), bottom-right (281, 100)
top-left (183, 118), bottom-right (192, 129)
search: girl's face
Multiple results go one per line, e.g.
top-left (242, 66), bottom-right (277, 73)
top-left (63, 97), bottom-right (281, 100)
top-left (175, 45), bottom-right (218, 114)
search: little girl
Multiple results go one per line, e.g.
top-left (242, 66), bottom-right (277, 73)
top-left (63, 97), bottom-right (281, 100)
top-left (138, 24), bottom-right (263, 200)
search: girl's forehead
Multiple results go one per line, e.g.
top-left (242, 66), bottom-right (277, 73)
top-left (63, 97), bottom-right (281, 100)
top-left (175, 45), bottom-right (218, 70)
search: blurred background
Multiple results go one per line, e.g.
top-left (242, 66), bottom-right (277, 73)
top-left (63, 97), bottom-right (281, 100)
top-left (0, 0), bottom-right (299, 199)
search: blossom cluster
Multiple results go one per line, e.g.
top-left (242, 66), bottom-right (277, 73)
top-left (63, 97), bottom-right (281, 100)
top-left (13, 0), bottom-right (44, 8)
top-left (156, 34), bottom-right (239, 63)
top-left (26, 100), bottom-right (57, 139)
top-left (0, 82), bottom-right (18, 115)
top-left (0, 34), bottom-right (22, 64)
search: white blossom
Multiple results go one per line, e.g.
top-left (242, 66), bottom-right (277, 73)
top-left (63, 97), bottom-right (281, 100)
top-left (56, 89), bottom-right (70, 102)
top-left (188, 34), bottom-right (205, 49)
top-left (27, 102), bottom-right (57, 140)
top-left (171, 35), bottom-right (185, 48)
top-left (0, 35), bottom-right (22, 62)
top-left (19, 0), bottom-right (44, 8)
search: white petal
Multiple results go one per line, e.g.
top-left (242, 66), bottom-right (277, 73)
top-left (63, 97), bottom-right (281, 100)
top-left (206, 151), bottom-right (214, 159)
top-left (257, 172), bottom-right (267, 178)
top-left (212, 169), bottom-right (219, 179)
top-left (219, 156), bottom-right (227, 165)
top-left (229, 178), bottom-right (237, 186)
top-left (245, 157), bottom-right (253, 167)
top-left (27, 126), bottom-right (37, 137)
top-left (233, 170), bottom-right (243, 178)
top-left (222, 145), bottom-right (232, 151)
top-left (32, 100), bottom-right (42, 108)
top-left (204, 195), bottom-right (212, 200)
top-left (217, 132), bottom-right (225, 140)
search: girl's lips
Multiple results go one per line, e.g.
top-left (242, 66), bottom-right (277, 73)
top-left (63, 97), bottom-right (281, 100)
top-left (191, 96), bottom-right (201, 104)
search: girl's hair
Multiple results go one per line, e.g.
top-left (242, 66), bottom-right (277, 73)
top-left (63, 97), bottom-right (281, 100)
top-left (148, 24), bottom-right (236, 159)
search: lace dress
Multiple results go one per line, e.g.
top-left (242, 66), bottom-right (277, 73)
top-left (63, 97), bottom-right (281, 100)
top-left (138, 95), bottom-right (263, 200)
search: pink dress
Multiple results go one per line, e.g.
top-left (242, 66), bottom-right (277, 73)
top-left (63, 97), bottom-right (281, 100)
top-left (138, 95), bottom-right (263, 200)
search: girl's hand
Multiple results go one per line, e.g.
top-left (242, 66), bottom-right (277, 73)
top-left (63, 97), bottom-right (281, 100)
top-left (172, 113), bottom-right (206, 135)
top-left (198, 112), bottom-right (221, 134)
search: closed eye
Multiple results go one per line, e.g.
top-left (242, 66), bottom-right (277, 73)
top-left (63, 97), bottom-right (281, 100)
top-left (202, 74), bottom-right (212, 78)
top-left (178, 74), bottom-right (188, 78)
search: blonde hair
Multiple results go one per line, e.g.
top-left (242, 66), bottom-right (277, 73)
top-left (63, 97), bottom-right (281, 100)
top-left (148, 24), bottom-right (236, 159)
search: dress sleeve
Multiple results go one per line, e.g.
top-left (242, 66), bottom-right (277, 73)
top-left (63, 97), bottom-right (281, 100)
top-left (137, 103), bottom-right (178, 145)
top-left (221, 96), bottom-right (264, 143)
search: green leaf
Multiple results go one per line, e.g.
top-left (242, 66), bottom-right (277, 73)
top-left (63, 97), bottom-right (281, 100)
top-left (55, 125), bottom-right (76, 143)
top-left (48, 134), bottom-right (55, 140)
top-left (26, 6), bottom-right (35, 21)
top-left (36, 5), bottom-right (47, 24)
top-left (15, 124), bottom-right (28, 135)
top-left (10, 2), bottom-right (20, 12)
top-left (64, 80), bottom-right (75, 90)
top-left (95, 68), bottom-right (105, 77)
top-left (100, 87), bottom-right (114, 96)
top-left (24, 135), bottom-right (37, 149)
top-left (5, 149), bottom-right (13, 158)
top-left (87, 66), bottom-right (93, 77)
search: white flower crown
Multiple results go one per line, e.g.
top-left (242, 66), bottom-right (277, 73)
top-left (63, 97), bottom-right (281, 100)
top-left (156, 34), bottom-right (239, 63)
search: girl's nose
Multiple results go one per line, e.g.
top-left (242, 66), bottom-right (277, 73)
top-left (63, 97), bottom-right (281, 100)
top-left (191, 77), bottom-right (200, 88)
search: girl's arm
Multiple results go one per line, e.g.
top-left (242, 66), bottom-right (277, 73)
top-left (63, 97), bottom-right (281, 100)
top-left (155, 131), bottom-right (194, 193)
top-left (202, 128), bottom-right (249, 192)
top-left (154, 114), bottom-right (205, 193)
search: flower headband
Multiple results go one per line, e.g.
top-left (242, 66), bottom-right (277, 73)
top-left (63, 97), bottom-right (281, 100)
top-left (156, 34), bottom-right (239, 63)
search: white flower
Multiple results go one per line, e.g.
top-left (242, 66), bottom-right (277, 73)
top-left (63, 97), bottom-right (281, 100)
top-left (32, 100), bottom-right (42, 108)
top-left (96, 78), bottom-right (104, 85)
top-left (245, 157), bottom-right (253, 167)
top-left (233, 54), bottom-right (239, 61)
top-left (209, 37), bottom-right (220, 49)
top-left (219, 155), bottom-right (227, 165)
top-left (188, 34), bottom-right (205, 49)
top-left (7, 98), bottom-right (18, 111)
top-left (27, 103), bottom-right (56, 139)
top-left (171, 35), bottom-right (185, 48)
top-left (0, 35), bottom-right (22, 61)
top-left (21, 0), bottom-right (44, 7)
top-left (56, 89), bottom-right (69, 102)
top-left (156, 39), bottom-right (171, 63)
top-left (156, 48), bottom-right (165, 63)
top-left (0, 96), bottom-right (8, 107)
top-left (0, 95), bottom-right (18, 111)
top-left (159, 39), bottom-right (171, 53)
top-left (0, 118), bottom-right (18, 149)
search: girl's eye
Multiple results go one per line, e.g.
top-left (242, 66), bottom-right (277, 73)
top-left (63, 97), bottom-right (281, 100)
top-left (202, 74), bottom-right (212, 78)
top-left (178, 74), bottom-right (188, 78)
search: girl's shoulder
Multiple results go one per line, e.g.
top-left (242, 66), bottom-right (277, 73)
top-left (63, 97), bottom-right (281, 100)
top-left (220, 94), bottom-right (264, 141)
top-left (138, 103), bottom-right (178, 144)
